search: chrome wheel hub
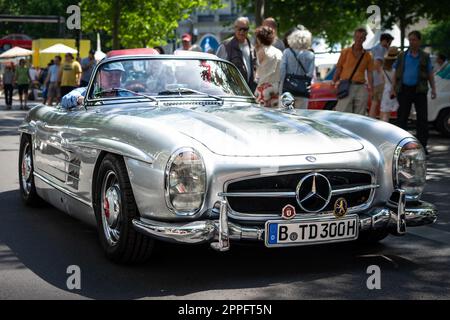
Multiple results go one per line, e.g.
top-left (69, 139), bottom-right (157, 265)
top-left (101, 171), bottom-right (122, 246)
top-left (104, 186), bottom-right (121, 227)
top-left (21, 143), bottom-right (32, 194)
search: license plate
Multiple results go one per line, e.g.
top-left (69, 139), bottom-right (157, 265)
top-left (265, 215), bottom-right (359, 247)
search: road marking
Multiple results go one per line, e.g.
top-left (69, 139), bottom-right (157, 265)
top-left (408, 226), bottom-right (450, 245)
top-left (358, 254), bottom-right (399, 268)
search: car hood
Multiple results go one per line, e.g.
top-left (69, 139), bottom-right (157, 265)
top-left (122, 104), bottom-right (364, 156)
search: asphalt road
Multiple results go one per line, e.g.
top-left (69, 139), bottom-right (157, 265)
top-left (0, 103), bottom-right (449, 300)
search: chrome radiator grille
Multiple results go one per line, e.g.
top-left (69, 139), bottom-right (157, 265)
top-left (221, 171), bottom-right (377, 216)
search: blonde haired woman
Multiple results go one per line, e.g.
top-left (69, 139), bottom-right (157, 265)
top-left (280, 26), bottom-right (315, 109)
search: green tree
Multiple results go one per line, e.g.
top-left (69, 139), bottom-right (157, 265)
top-left (81, 0), bottom-right (222, 49)
top-left (0, 0), bottom-right (76, 39)
top-left (238, 0), bottom-right (366, 47)
top-left (423, 21), bottom-right (450, 57)
top-left (359, 0), bottom-right (450, 49)
top-left (239, 0), bottom-right (450, 49)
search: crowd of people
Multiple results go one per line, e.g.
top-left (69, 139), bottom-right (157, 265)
top-left (1, 49), bottom-right (97, 109)
top-left (1, 17), bottom-right (442, 153)
top-left (210, 17), bottom-right (438, 153)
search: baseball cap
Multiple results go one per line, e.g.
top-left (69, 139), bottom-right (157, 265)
top-left (102, 62), bottom-right (125, 72)
top-left (182, 33), bottom-right (192, 42)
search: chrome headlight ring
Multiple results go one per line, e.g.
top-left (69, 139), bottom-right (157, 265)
top-left (164, 147), bottom-right (207, 216)
top-left (393, 137), bottom-right (427, 201)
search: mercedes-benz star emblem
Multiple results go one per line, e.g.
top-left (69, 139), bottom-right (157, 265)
top-left (296, 173), bottom-right (332, 213)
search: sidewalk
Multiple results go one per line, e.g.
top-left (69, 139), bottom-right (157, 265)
top-left (0, 95), bottom-right (44, 111)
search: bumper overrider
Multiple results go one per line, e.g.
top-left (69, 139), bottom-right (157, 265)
top-left (132, 190), bottom-right (437, 251)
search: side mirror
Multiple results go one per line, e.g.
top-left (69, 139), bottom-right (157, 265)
top-left (280, 92), bottom-right (295, 110)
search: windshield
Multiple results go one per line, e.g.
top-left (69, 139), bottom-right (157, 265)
top-left (88, 58), bottom-right (253, 100)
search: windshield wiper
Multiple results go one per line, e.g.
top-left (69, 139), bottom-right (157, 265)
top-left (158, 87), bottom-right (224, 104)
top-left (96, 87), bottom-right (159, 104)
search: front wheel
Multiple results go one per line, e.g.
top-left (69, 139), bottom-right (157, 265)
top-left (94, 154), bottom-right (154, 264)
top-left (18, 134), bottom-right (44, 206)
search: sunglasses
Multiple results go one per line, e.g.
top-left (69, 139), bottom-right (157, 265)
top-left (237, 27), bottom-right (249, 32)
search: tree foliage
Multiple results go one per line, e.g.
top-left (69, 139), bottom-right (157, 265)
top-left (423, 21), bottom-right (450, 57)
top-left (81, 0), bottom-right (222, 49)
top-left (238, 0), bottom-right (450, 48)
top-left (0, 0), bottom-right (76, 38)
top-left (238, 0), bottom-right (366, 47)
top-left (359, 0), bottom-right (450, 49)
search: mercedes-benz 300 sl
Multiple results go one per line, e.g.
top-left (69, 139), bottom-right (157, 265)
top-left (18, 52), bottom-right (437, 263)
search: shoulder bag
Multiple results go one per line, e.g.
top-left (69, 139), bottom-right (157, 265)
top-left (282, 49), bottom-right (312, 98)
top-left (337, 50), bottom-right (366, 99)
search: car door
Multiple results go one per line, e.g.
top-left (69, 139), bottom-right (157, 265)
top-left (33, 105), bottom-right (75, 189)
top-left (60, 103), bottom-right (105, 205)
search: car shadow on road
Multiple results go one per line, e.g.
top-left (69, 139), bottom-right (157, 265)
top-left (0, 110), bottom-right (28, 136)
top-left (0, 188), bottom-right (443, 299)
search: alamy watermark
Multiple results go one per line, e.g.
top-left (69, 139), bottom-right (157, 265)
top-left (66, 265), bottom-right (81, 290)
top-left (66, 5), bottom-right (81, 30)
top-left (366, 265), bottom-right (381, 290)
top-left (366, 5), bottom-right (381, 31)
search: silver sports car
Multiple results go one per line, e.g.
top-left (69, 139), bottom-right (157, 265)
top-left (18, 52), bottom-right (437, 263)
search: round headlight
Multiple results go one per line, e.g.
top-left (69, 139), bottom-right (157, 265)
top-left (393, 138), bottom-right (426, 201)
top-left (165, 148), bottom-right (206, 215)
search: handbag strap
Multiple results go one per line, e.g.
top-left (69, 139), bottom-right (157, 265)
top-left (289, 48), bottom-right (308, 75)
top-left (383, 69), bottom-right (393, 85)
top-left (349, 49), bottom-right (366, 81)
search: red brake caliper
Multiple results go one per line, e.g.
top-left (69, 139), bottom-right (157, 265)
top-left (104, 197), bottom-right (110, 218)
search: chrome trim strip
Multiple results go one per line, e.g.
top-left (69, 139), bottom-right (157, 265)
top-left (227, 206), bottom-right (364, 222)
top-left (218, 191), bottom-right (297, 198)
top-left (223, 168), bottom-right (374, 187)
top-left (331, 184), bottom-right (380, 195)
top-left (34, 172), bottom-right (92, 208)
top-left (50, 155), bottom-right (81, 169)
top-left (67, 173), bottom-right (80, 181)
top-left (47, 164), bottom-right (80, 181)
top-left (219, 184), bottom-right (379, 198)
top-left (61, 141), bottom-right (154, 164)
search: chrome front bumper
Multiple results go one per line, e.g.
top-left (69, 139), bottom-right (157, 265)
top-left (132, 196), bottom-right (437, 251)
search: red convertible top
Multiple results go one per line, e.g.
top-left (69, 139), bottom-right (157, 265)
top-left (107, 48), bottom-right (159, 57)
